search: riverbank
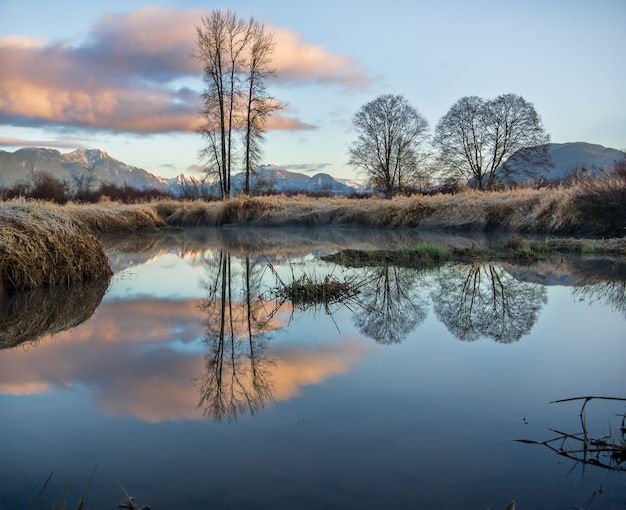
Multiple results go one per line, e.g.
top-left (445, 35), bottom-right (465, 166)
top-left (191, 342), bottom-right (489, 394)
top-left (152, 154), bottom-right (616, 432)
top-left (1, 182), bottom-right (624, 292)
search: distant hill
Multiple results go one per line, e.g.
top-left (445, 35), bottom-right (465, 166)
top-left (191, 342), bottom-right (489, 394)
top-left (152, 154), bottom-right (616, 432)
top-left (0, 148), bottom-right (368, 196)
top-left (500, 142), bottom-right (624, 184)
top-left (2, 143), bottom-right (621, 197)
top-left (0, 148), bottom-right (171, 192)
top-left (230, 166), bottom-right (367, 195)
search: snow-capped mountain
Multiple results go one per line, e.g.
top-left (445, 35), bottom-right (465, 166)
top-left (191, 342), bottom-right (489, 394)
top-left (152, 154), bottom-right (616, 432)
top-left (229, 166), bottom-right (366, 195)
top-left (500, 142), bottom-right (624, 184)
top-left (0, 148), bottom-right (368, 196)
top-left (0, 147), bottom-right (171, 192)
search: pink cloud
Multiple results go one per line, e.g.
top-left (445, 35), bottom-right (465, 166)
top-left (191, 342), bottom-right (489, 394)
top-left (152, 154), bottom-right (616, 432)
top-left (272, 27), bottom-right (373, 87)
top-left (0, 7), bottom-right (370, 134)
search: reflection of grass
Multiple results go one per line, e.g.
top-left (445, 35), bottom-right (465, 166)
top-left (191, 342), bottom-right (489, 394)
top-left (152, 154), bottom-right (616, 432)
top-left (276, 273), bottom-right (360, 306)
top-left (0, 278), bottom-right (110, 349)
top-left (324, 236), bottom-right (626, 268)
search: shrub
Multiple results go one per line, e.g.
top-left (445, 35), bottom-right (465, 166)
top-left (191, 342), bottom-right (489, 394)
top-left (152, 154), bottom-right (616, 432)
top-left (29, 172), bottom-right (70, 204)
top-left (572, 155), bottom-right (626, 236)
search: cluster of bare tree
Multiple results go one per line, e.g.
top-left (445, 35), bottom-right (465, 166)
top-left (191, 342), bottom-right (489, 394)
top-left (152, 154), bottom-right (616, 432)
top-left (193, 10), bottom-right (282, 199)
top-left (195, 10), bottom-right (550, 199)
top-left (348, 93), bottom-right (550, 195)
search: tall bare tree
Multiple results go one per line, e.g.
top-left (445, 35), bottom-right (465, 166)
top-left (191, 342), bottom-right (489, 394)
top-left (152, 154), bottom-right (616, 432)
top-left (433, 94), bottom-right (550, 190)
top-left (348, 94), bottom-right (430, 198)
top-left (241, 21), bottom-right (282, 194)
top-left (193, 10), bottom-right (282, 199)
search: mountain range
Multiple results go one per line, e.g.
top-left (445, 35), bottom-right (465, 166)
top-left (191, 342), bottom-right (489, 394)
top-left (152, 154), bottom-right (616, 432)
top-left (0, 142), bottom-right (623, 196)
top-left (0, 147), bottom-right (368, 196)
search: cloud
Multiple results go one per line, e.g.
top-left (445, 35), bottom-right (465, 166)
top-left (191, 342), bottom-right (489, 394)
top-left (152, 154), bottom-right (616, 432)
top-left (283, 163), bottom-right (332, 173)
top-left (0, 136), bottom-right (86, 149)
top-left (0, 7), bottom-right (370, 136)
top-left (272, 27), bottom-right (373, 87)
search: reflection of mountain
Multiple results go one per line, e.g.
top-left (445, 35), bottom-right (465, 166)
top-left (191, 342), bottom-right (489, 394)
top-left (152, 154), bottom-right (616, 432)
top-left (503, 255), bottom-right (626, 319)
top-left (432, 263), bottom-right (547, 343)
top-left (0, 279), bottom-right (109, 349)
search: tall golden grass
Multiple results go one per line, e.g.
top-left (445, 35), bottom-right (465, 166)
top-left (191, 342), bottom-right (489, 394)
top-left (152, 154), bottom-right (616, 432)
top-left (142, 176), bottom-right (623, 235)
top-left (5, 174), bottom-right (621, 236)
top-left (0, 201), bottom-right (112, 293)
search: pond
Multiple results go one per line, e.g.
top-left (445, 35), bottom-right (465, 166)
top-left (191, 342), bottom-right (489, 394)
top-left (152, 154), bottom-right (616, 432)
top-left (1, 228), bottom-right (625, 510)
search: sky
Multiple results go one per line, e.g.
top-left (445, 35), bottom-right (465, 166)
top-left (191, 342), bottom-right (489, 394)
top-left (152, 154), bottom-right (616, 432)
top-left (1, 0), bottom-right (624, 180)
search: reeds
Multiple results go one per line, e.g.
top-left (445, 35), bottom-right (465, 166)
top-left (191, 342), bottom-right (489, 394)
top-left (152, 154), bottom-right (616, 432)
top-left (274, 273), bottom-right (360, 307)
top-left (516, 396), bottom-right (626, 473)
top-left (0, 202), bottom-right (112, 293)
top-left (3, 178), bottom-right (624, 236)
top-left (144, 182), bottom-right (622, 235)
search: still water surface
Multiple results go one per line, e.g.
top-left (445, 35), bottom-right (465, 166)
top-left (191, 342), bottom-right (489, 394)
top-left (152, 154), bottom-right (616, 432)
top-left (1, 228), bottom-right (625, 509)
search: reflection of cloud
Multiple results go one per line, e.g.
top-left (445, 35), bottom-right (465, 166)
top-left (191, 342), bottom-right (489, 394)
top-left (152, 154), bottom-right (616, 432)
top-left (269, 343), bottom-right (368, 400)
top-left (0, 7), bottom-right (370, 134)
top-left (0, 298), bottom-right (369, 422)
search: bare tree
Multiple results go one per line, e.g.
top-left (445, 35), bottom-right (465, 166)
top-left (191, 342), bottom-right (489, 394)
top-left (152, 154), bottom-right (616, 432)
top-left (348, 94), bottom-right (430, 198)
top-left (193, 10), bottom-right (281, 199)
top-left (433, 94), bottom-right (550, 190)
top-left (241, 21), bottom-right (283, 194)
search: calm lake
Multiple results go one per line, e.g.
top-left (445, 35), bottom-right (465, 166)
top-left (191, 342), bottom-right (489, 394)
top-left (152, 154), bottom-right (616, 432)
top-left (1, 228), bottom-right (625, 510)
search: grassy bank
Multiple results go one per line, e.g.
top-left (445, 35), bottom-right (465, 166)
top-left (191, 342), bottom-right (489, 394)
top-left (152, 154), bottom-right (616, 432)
top-left (2, 173), bottom-right (623, 236)
top-left (1, 175), bottom-right (624, 292)
top-left (0, 202), bottom-right (112, 293)
top-left (60, 175), bottom-right (625, 236)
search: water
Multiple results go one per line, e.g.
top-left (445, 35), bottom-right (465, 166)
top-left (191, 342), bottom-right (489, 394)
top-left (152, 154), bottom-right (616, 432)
top-left (1, 228), bottom-right (625, 509)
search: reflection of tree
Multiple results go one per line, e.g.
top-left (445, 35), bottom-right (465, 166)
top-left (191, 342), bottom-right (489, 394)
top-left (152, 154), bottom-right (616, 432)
top-left (432, 263), bottom-right (546, 343)
top-left (352, 266), bottom-right (427, 344)
top-left (196, 251), bottom-right (280, 422)
top-left (573, 282), bottom-right (626, 319)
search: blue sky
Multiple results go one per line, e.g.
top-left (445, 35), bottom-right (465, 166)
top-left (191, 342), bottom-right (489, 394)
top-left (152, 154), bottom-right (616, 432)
top-left (1, 0), bottom-right (624, 179)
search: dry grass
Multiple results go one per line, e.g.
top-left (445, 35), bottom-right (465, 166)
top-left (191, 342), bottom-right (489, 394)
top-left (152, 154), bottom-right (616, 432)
top-left (64, 200), bottom-right (166, 232)
top-left (140, 181), bottom-right (623, 235)
top-left (0, 201), bottom-right (112, 293)
top-left (5, 178), bottom-right (621, 236)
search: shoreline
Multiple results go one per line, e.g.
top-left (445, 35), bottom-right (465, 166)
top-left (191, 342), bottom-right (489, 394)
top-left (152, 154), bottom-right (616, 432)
top-left (1, 191), bottom-right (624, 293)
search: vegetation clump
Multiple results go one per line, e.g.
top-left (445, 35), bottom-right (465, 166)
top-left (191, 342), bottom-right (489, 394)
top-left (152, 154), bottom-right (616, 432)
top-left (0, 203), bottom-right (112, 293)
top-left (323, 242), bottom-right (450, 268)
top-left (274, 273), bottom-right (359, 309)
